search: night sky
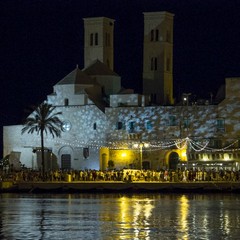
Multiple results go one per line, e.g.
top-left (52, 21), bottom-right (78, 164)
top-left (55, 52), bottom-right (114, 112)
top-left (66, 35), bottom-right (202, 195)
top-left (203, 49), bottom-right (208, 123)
top-left (1, 0), bottom-right (240, 157)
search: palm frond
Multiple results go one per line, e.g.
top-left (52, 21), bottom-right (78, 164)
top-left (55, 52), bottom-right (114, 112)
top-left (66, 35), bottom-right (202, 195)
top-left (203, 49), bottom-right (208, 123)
top-left (22, 103), bottom-right (63, 138)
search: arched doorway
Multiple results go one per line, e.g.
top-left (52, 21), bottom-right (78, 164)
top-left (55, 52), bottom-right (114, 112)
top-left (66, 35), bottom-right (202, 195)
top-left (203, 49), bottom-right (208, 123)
top-left (169, 152), bottom-right (179, 170)
top-left (58, 146), bottom-right (73, 170)
top-left (61, 154), bottom-right (71, 170)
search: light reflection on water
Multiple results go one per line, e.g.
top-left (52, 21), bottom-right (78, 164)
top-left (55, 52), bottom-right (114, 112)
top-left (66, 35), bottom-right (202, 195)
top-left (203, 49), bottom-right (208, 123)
top-left (0, 193), bottom-right (240, 239)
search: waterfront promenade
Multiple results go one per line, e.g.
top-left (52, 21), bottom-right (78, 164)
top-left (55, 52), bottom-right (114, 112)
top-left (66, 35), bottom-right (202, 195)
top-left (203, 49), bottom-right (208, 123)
top-left (1, 168), bottom-right (240, 193)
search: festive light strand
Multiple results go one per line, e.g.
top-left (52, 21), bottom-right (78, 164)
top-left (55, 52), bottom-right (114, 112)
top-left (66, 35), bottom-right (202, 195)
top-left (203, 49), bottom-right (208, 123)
top-left (44, 136), bottom-right (240, 152)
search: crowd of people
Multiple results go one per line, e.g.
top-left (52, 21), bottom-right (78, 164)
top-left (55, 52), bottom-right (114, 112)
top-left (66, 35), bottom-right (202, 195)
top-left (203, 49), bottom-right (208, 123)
top-left (1, 168), bottom-right (240, 183)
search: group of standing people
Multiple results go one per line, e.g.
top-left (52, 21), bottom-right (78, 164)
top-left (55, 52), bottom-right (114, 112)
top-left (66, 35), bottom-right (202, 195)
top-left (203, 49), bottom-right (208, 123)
top-left (1, 168), bottom-right (240, 182)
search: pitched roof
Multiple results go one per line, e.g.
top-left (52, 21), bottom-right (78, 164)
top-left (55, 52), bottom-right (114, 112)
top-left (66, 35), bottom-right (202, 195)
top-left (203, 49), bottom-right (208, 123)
top-left (56, 66), bottom-right (96, 85)
top-left (83, 59), bottom-right (119, 76)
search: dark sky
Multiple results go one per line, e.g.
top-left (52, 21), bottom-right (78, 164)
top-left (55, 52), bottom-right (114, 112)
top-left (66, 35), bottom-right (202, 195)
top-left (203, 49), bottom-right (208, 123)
top-left (1, 0), bottom-right (240, 156)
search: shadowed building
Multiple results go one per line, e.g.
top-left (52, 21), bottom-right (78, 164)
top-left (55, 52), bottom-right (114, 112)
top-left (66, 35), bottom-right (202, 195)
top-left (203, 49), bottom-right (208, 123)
top-left (142, 12), bottom-right (174, 105)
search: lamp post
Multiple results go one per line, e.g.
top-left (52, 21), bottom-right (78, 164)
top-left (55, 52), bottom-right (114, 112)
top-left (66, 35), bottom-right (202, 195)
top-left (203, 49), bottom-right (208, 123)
top-left (134, 142), bottom-right (149, 170)
top-left (183, 93), bottom-right (191, 106)
top-left (139, 142), bottom-right (143, 170)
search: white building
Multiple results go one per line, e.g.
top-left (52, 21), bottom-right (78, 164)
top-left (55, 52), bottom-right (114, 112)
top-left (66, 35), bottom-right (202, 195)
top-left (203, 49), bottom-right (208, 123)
top-left (3, 12), bottom-right (240, 171)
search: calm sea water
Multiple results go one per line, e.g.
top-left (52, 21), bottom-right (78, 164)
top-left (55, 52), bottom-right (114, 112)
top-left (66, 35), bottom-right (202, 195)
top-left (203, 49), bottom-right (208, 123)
top-left (0, 193), bottom-right (240, 240)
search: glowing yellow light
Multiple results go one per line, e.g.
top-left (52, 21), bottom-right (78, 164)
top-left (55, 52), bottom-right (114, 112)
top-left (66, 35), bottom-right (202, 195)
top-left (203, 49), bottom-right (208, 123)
top-left (203, 154), bottom-right (209, 161)
top-left (144, 143), bottom-right (150, 148)
top-left (133, 143), bottom-right (139, 148)
top-left (121, 152), bottom-right (127, 157)
top-left (181, 151), bottom-right (186, 158)
top-left (224, 153), bottom-right (229, 160)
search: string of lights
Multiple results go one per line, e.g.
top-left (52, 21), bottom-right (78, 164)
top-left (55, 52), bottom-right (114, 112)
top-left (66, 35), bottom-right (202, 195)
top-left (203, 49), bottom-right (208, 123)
top-left (43, 136), bottom-right (240, 152)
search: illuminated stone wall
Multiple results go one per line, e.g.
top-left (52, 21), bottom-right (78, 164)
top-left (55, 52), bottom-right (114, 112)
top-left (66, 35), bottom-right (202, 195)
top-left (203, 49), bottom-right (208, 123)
top-left (3, 11), bottom-right (240, 171)
top-left (110, 94), bottom-right (143, 108)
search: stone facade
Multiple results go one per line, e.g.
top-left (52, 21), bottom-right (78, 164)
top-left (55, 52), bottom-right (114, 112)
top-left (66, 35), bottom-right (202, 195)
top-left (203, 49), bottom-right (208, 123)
top-left (3, 12), bottom-right (240, 171)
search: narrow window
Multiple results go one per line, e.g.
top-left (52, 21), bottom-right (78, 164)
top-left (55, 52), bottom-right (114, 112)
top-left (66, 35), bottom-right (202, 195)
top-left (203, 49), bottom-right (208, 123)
top-left (155, 29), bottom-right (159, 41)
top-left (154, 57), bottom-right (158, 70)
top-left (95, 33), bottom-right (98, 45)
top-left (101, 86), bottom-right (105, 95)
top-left (117, 122), bottom-right (123, 130)
top-left (90, 33), bottom-right (94, 46)
top-left (93, 122), bottom-right (97, 130)
top-left (129, 121), bottom-right (135, 133)
top-left (151, 57), bottom-right (157, 71)
top-left (83, 148), bottom-right (89, 159)
top-left (64, 98), bottom-right (69, 106)
top-left (151, 58), bottom-right (154, 70)
top-left (216, 119), bottom-right (225, 132)
top-left (151, 30), bottom-right (154, 41)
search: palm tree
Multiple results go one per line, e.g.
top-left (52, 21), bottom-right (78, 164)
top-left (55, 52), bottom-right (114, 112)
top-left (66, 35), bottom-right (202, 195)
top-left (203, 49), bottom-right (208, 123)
top-left (22, 103), bottom-right (63, 179)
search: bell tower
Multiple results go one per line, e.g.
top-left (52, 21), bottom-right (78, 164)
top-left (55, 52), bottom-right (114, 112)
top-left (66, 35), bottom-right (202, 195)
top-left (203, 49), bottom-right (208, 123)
top-left (142, 12), bottom-right (174, 105)
top-left (83, 17), bottom-right (115, 70)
